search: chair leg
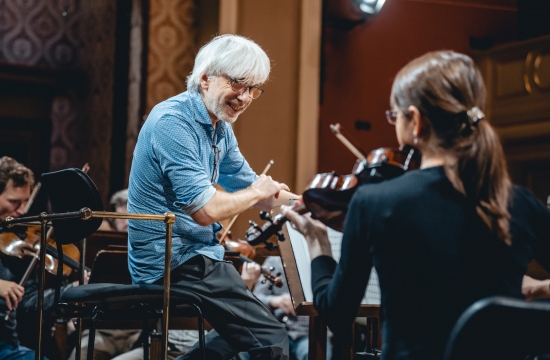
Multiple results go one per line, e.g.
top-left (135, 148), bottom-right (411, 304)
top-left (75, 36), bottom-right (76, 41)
top-left (143, 310), bottom-right (149, 360)
top-left (191, 304), bottom-right (206, 360)
top-left (75, 319), bottom-right (83, 360)
top-left (87, 307), bottom-right (100, 360)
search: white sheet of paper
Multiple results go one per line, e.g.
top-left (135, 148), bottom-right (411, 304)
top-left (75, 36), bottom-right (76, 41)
top-left (286, 223), bottom-right (380, 304)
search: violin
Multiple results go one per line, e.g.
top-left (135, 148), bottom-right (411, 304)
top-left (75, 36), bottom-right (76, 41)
top-left (0, 226), bottom-right (89, 277)
top-left (246, 124), bottom-right (420, 247)
top-left (0, 163), bottom-right (91, 277)
top-left (220, 225), bottom-right (282, 288)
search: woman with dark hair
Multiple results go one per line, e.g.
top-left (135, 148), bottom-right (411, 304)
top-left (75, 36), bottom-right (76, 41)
top-left (283, 51), bottom-right (550, 359)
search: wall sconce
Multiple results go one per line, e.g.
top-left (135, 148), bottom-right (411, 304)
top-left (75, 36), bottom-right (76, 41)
top-left (325, 0), bottom-right (387, 30)
top-left (353, 0), bottom-right (387, 14)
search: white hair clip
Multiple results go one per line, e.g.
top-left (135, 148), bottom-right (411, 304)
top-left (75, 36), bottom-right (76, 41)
top-left (466, 106), bottom-right (485, 126)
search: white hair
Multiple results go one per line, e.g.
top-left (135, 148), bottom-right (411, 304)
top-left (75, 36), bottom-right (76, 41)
top-left (187, 34), bottom-right (271, 92)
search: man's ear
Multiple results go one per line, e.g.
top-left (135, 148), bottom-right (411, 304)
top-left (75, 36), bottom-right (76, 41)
top-left (200, 74), bottom-right (210, 91)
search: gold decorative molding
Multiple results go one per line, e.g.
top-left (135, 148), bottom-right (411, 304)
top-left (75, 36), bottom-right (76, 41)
top-left (476, 35), bottom-right (550, 200)
top-left (476, 35), bottom-right (550, 141)
top-left (533, 49), bottom-right (550, 91)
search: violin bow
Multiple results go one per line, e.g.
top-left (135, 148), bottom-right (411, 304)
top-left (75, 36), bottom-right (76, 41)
top-left (23, 182), bottom-right (41, 214)
top-left (330, 123), bottom-right (368, 161)
top-left (218, 160), bottom-right (274, 243)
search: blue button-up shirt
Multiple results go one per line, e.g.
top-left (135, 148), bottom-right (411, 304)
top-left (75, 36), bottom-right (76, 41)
top-left (127, 90), bottom-right (257, 284)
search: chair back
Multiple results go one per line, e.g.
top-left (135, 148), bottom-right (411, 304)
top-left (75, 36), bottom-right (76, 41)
top-left (41, 168), bottom-right (103, 244)
top-left (444, 296), bottom-right (550, 360)
top-left (89, 250), bottom-right (132, 284)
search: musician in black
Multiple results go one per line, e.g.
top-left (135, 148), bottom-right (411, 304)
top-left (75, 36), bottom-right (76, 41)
top-left (283, 51), bottom-right (550, 359)
top-left (0, 156), bottom-right (36, 359)
top-left (0, 156), bottom-right (82, 359)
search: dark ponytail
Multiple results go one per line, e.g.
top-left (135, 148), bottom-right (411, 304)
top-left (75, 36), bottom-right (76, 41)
top-left (391, 51), bottom-right (512, 244)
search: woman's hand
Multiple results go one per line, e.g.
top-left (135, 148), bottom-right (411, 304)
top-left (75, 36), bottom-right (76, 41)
top-left (281, 205), bottom-right (332, 260)
top-left (269, 294), bottom-right (295, 315)
top-left (241, 262), bottom-right (261, 290)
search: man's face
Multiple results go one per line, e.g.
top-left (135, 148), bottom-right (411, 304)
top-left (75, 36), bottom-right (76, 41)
top-left (0, 179), bottom-right (31, 219)
top-left (201, 75), bottom-right (253, 124)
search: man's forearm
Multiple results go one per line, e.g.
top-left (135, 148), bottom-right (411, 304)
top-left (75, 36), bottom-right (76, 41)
top-left (191, 187), bottom-right (264, 226)
top-left (256, 190), bottom-right (299, 211)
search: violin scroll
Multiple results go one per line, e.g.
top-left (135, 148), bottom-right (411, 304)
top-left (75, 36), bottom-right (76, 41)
top-left (246, 206), bottom-right (306, 248)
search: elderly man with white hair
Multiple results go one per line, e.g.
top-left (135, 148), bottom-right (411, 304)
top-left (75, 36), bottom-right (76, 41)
top-left (128, 35), bottom-right (295, 359)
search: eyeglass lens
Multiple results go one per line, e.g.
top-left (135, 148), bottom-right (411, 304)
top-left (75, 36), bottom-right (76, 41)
top-left (386, 110), bottom-right (397, 125)
top-left (230, 80), bottom-right (264, 99)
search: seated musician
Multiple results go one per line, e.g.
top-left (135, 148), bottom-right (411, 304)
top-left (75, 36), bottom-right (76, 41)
top-left (98, 188), bottom-right (129, 232)
top-left (0, 156), bottom-right (35, 359)
top-left (0, 156), bottom-right (86, 359)
top-left (127, 34), bottom-right (297, 359)
top-left (283, 51), bottom-right (550, 359)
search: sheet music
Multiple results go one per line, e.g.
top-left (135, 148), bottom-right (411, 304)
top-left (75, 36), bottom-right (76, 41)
top-left (286, 223), bottom-right (380, 304)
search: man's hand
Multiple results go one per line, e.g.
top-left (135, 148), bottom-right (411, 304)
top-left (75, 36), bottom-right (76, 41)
top-left (0, 279), bottom-right (24, 311)
top-left (192, 175), bottom-right (290, 226)
top-left (269, 294), bottom-right (295, 316)
top-left (251, 175), bottom-right (290, 211)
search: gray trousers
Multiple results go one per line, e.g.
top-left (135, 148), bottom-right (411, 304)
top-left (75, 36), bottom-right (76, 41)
top-left (166, 255), bottom-right (289, 360)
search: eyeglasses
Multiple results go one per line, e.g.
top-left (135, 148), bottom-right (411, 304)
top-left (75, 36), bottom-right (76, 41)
top-left (211, 145), bottom-right (220, 184)
top-left (227, 76), bottom-right (264, 99)
top-left (385, 110), bottom-right (398, 125)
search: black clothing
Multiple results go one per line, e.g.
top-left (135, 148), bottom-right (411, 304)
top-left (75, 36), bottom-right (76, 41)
top-left (311, 166), bottom-right (550, 360)
top-left (0, 260), bottom-right (18, 347)
top-left (168, 255), bottom-right (289, 360)
top-left (0, 253), bottom-right (73, 353)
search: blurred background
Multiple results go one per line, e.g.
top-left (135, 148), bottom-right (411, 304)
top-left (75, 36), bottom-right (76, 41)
top-left (1, 0), bottom-right (549, 239)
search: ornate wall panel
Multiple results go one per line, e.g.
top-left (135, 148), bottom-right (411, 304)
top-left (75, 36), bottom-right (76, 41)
top-left (0, 0), bottom-right (80, 67)
top-left (77, 0), bottom-right (117, 203)
top-left (145, 0), bottom-right (197, 114)
top-left (49, 95), bottom-right (80, 171)
top-left (476, 34), bottom-right (550, 202)
top-left (0, 0), bottom-right (116, 203)
top-left (124, 0), bottom-right (146, 186)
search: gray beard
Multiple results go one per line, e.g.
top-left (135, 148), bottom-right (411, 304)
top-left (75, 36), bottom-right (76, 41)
top-left (204, 93), bottom-right (238, 124)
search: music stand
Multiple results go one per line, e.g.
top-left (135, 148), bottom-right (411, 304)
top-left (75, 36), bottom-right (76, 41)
top-left (277, 223), bottom-right (380, 360)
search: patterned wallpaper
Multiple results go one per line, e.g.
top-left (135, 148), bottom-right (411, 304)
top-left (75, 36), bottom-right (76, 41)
top-left (0, 0), bottom-right (116, 203)
top-left (1, 0), bottom-right (200, 203)
top-left (0, 0), bottom-right (80, 67)
top-left (120, 0), bottom-right (198, 184)
top-left (76, 0), bottom-right (116, 202)
top-left (145, 0), bottom-right (197, 113)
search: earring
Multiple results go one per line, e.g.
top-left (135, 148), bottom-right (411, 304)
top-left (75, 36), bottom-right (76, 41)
top-left (413, 137), bottom-right (418, 145)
